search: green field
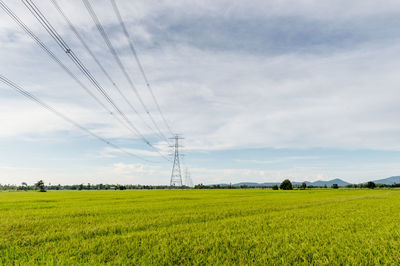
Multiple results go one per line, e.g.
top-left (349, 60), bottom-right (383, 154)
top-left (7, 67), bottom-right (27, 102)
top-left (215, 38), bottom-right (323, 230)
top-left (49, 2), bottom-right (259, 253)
top-left (1, 189), bottom-right (400, 264)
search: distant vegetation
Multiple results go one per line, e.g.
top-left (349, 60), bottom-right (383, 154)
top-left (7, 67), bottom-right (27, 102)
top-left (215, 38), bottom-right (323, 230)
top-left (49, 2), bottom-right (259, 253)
top-left (34, 180), bottom-right (46, 192)
top-left (279, 179), bottom-right (293, 190)
top-left (1, 179), bottom-right (399, 191)
top-left (0, 183), bottom-right (185, 191)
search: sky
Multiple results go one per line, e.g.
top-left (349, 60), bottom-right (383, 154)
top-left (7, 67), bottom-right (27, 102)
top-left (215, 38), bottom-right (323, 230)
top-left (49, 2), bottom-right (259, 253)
top-left (1, 0), bottom-right (400, 185)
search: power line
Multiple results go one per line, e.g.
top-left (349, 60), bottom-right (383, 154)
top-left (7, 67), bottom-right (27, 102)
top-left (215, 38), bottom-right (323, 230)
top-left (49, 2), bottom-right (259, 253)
top-left (21, 0), bottom-right (135, 136)
top-left (0, 74), bottom-right (157, 163)
top-left (0, 0), bottom-right (108, 113)
top-left (49, 0), bottom-right (164, 139)
top-left (0, 0), bottom-right (142, 148)
top-left (0, 0), bottom-right (168, 161)
top-left (21, 0), bottom-right (170, 161)
top-left (82, 0), bottom-right (170, 143)
top-left (110, 0), bottom-right (174, 136)
top-left (110, 0), bottom-right (186, 186)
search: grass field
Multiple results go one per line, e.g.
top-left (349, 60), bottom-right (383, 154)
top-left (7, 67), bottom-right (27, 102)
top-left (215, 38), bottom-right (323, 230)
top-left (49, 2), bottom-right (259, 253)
top-left (1, 189), bottom-right (400, 264)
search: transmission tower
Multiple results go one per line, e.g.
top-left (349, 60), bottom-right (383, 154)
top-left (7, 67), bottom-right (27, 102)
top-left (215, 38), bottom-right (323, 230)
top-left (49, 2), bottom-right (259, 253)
top-left (170, 135), bottom-right (184, 186)
top-left (184, 167), bottom-right (193, 187)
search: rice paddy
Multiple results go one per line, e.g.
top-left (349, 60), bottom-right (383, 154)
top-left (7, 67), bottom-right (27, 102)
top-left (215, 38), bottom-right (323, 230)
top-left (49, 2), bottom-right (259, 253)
top-left (1, 189), bottom-right (400, 264)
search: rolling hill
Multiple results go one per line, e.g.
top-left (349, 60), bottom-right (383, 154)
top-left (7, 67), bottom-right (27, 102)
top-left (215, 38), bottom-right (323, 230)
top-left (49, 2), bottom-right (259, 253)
top-left (371, 176), bottom-right (400, 185)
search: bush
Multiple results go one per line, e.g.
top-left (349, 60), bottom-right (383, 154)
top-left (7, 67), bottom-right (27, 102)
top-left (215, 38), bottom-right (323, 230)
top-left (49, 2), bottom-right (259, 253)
top-left (272, 185), bottom-right (279, 190)
top-left (280, 179), bottom-right (293, 190)
top-left (331, 184), bottom-right (339, 189)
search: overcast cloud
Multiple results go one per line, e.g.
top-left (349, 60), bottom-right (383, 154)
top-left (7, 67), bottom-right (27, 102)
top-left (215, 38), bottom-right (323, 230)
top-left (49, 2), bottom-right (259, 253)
top-left (1, 0), bottom-right (400, 185)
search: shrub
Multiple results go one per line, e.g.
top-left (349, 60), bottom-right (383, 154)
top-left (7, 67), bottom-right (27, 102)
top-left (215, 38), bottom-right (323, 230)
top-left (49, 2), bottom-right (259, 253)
top-left (331, 184), bottom-right (339, 189)
top-left (272, 185), bottom-right (279, 190)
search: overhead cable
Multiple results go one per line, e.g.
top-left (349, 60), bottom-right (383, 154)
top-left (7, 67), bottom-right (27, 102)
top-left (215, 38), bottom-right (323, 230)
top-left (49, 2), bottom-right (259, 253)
top-left (110, 0), bottom-right (174, 136)
top-left (0, 74), bottom-right (158, 163)
top-left (49, 0), bottom-right (162, 138)
top-left (21, 0), bottom-right (170, 161)
top-left (82, 0), bottom-right (170, 143)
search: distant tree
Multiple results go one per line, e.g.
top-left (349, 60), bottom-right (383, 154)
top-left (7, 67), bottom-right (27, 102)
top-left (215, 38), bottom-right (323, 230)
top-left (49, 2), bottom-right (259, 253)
top-left (78, 184), bottom-right (84, 190)
top-left (331, 184), bottom-right (339, 189)
top-left (240, 184), bottom-right (248, 189)
top-left (366, 181), bottom-right (376, 189)
top-left (301, 182), bottom-right (307, 190)
top-left (116, 185), bottom-right (126, 190)
top-left (194, 183), bottom-right (205, 189)
top-left (323, 184), bottom-right (327, 188)
top-left (34, 180), bottom-right (46, 192)
top-left (280, 179), bottom-right (293, 190)
top-left (272, 185), bottom-right (279, 190)
top-left (21, 182), bottom-right (28, 191)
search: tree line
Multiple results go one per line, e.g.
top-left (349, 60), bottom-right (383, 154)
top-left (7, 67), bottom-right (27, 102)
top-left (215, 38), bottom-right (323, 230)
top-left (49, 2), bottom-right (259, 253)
top-left (1, 179), bottom-right (398, 192)
top-left (194, 180), bottom-right (386, 190)
top-left (0, 180), bottom-right (190, 191)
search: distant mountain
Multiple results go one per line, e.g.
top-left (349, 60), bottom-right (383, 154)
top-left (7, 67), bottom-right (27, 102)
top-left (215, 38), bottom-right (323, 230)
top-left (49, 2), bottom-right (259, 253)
top-left (301, 178), bottom-right (350, 187)
top-left (371, 176), bottom-right (400, 185)
top-left (234, 182), bottom-right (264, 187)
top-left (217, 178), bottom-right (351, 187)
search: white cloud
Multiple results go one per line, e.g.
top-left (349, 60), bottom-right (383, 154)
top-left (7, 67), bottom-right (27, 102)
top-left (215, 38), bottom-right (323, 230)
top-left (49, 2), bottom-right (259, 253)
top-left (235, 156), bottom-right (320, 165)
top-left (1, 0), bottom-right (400, 184)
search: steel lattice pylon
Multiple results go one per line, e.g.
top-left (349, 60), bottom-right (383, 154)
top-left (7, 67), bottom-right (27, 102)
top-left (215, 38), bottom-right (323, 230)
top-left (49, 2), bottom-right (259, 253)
top-left (170, 135), bottom-right (183, 186)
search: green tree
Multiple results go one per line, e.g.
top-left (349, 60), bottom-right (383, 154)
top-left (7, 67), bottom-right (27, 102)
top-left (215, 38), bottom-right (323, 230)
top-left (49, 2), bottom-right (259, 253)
top-left (194, 183), bottom-right (205, 189)
top-left (331, 184), bottom-right (339, 189)
top-left (272, 185), bottom-right (279, 190)
top-left (280, 179), bottom-right (293, 190)
top-left (34, 180), bottom-right (46, 192)
top-left (301, 182), bottom-right (307, 190)
top-left (366, 181), bottom-right (376, 189)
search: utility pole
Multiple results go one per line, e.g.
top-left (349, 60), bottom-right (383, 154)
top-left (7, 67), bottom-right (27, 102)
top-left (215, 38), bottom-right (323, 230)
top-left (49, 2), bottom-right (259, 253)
top-left (170, 134), bottom-right (184, 186)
